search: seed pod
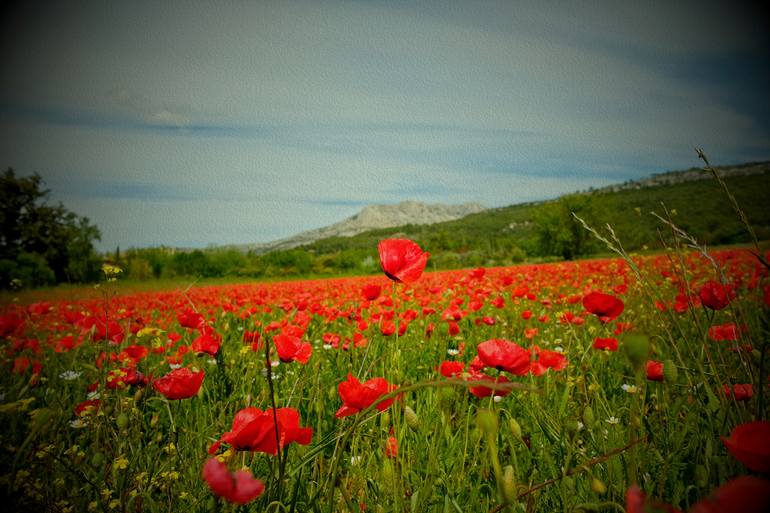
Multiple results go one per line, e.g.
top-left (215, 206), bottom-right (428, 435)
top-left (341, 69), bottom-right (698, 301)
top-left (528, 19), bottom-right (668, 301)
top-left (477, 409), bottom-right (498, 436)
top-left (591, 477), bottom-right (607, 495)
top-left (404, 406), bottom-right (419, 431)
top-left (381, 459), bottom-right (394, 487)
top-left (501, 465), bottom-right (516, 502)
top-left (380, 411), bottom-right (390, 430)
top-left (623, 333), bottom-right (650, 372)
top-left (91, 452), bottom-right (105, 468)
top-left (116, 413), bottom-right (129, 429)
top-left (663, 359), bottom-right (677, 384)
top-left (508, 418), bottom-right (522, 439)
top-left (564, 419), bottom-right (580, 434)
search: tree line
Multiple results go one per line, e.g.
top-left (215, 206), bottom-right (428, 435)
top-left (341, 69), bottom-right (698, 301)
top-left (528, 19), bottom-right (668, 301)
top-left (1, 168), bottom-right (102, 289)
top-left (3, 167), bottom-right (769, 287)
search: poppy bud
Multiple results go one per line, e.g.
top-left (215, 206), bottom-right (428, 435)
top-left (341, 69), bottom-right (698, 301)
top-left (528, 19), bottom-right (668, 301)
top-left (501, 465), bottom-right (516, 502)
top-left (150, 414), bottom-right (159, 427)
top-left (477, 409), bottom-right (498, 436)
top-left (695, 465), bottom-right (708, 488)
top-left (564, 419), bottom-right (580, 434)
top-left (563, 476), bottom-right (575, 493)
top-left (381, 459), bottom-right (394, 487)
top-left (133, 389), bottom-right (143, 403)
top-left (116, 413), bottom-right (129, 429)
top-left (663, 359), bottom-right (677, 383)
top-left (591, 477), bottom-right (606, 495)
top-left (623, 333), bottom-right (649, 372)
top-left (508, 418), bottom-right (522, 439)
top-left (91, 452), bottom-right (105, 468)
top-left (582, 406), bottom-right (595, 428)
top-left (404, 406), bottom-right (419, 431)
top-left (380, 411), bottom-right (390, 429)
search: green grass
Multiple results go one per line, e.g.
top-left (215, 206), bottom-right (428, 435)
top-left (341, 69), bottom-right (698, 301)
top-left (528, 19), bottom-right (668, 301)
top-left (0, 244), bottom-right (766, 512)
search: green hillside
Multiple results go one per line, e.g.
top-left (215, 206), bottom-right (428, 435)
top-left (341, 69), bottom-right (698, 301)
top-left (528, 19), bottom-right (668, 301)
top-left (119, 168), bottom-right (770, 279)
top-left (301, 169), bottom-right (770, 268)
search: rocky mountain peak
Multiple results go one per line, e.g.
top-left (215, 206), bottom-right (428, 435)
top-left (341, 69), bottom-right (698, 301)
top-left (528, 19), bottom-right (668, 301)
top-left (247, 201), bottom-right (485, 254)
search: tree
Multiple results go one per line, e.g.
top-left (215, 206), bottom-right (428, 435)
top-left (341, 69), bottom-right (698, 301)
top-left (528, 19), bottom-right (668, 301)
top-left (0, 168), bottom-right (102, 288)
top-left (533, 194), bottom-right (596, 260)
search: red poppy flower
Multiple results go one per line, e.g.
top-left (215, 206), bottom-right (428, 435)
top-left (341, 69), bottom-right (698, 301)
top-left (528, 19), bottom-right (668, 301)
top-left (362, 284), bottom-right (381, 301)
top-left (698, 280), bottom-right (731, 311)
top-left (153, 367), bottom-right (204, 400)
top-left (202, 458), bottom-right (264, 505)
top-left (211, 406), bottom-right (313, 454)
top-left (119, 344), bottom-right (149, 363)
top-left (106, 367), bottom-right (147, 389)
top-left (467, 371), bottom-right (512, 398)
top-left (384, 436), bottom-right (398, 458)
top-left (722, 420), bottom-right (770, 473)
top-left (625, 486), bottom-right (682, 513)
top-left (336, 373), bottom-right (396, 418)
top-left (380, 320), bottom-right (396, 337)
top-left (177, 308), bottom-right (205, 329)
top-left (74, 399), bottom-right (100, 417)
top-left (439, 361), bottom-right (465, 378)
top-left (689, 476), bottom-right (770, 513)
top-left (582, 292), bottom-right (624, 322)
top-left (708, 323), bottom-right (740, 341)
top-left (0, 312), bottom-right (25, 337)
top-left (476, 339), bottom-right (530, 376)
top-left (192, 329), bottom-right (221, 356)
top-left (530, 348), bottom-right (568, 375)
top-left (724, 383), bottom-right (753, 402)
top-left (593, 337), bottom-right (619, 351)
top-left (646, 360), bottom-right (664, 382)
top-left (377, 239), bottom-right (429, 284)
top-left (273, 334), bottom-right (312, 364)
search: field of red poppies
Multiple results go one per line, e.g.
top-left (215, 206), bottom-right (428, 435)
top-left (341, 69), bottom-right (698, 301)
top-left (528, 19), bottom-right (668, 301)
top-left (1, 239), bottom-right (769, 512)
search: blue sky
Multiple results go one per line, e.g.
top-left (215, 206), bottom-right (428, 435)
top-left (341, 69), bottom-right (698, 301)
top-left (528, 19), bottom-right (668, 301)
top-left (1, 0), bottom-right (768, 251)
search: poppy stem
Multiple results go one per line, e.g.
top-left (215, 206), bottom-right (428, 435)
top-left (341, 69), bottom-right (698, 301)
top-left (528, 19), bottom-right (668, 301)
top-left (759, 339), bottom-right (768, 420)
top-left (164, 398), bottom-right (176, 433)
top-left (392, 281), bottom-right (400, 381)
top-left (264, 335), bottom-right (284, 499)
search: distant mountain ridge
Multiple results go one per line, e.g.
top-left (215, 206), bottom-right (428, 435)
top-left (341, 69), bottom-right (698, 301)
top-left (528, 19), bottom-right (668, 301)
top-left (593, 161), bottom-right (770, 193)
top-left (242, 200), bottom-right (486, 254)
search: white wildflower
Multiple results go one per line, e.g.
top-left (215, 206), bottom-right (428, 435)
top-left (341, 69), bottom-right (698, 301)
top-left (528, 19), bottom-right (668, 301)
top-left (59, 370), bottom-right (82, 381)
top-left (621, 384), bottom-right (638, 394)
top-left (70, 418), bottom-right (88, 429)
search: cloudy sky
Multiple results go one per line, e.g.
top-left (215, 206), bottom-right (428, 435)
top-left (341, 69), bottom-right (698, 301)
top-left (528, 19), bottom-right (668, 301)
top-left (2, 1), bottom-right (769, 251)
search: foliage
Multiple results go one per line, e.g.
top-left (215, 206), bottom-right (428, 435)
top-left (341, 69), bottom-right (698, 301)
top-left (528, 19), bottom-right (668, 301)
top-left (0, 246), bottom-right (767, 512)
top-left (0, 168), bottom-right (102, 288)
top-left (115, 170), bottom-right (770, 281)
